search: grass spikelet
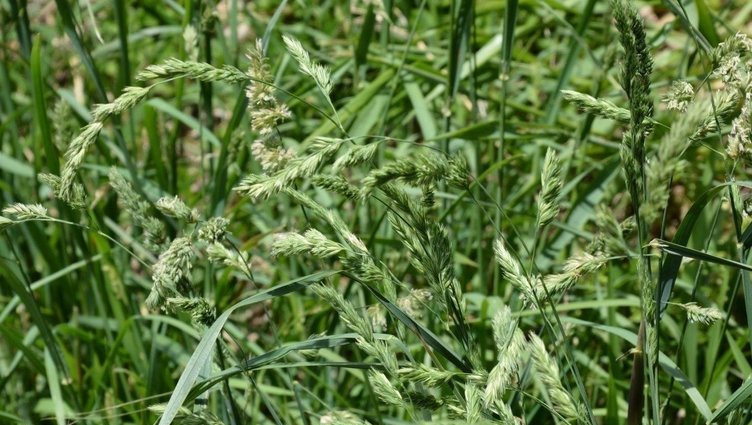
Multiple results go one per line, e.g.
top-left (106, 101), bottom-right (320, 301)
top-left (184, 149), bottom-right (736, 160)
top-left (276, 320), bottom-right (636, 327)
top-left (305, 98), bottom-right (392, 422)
top-left (206, 243), bottom-right (252, 275)
top-left (235, 138), bottom-right (345, 200)
top-left (483, 306), bottom-right (525, 407)
top-left (155, 196), bottom-right (199, 222)
top-left (271, 229), bottom-right (346, 258)
top-left (312, 175), bottom-right (361, 199)
top-left (52, 100), bottom-right (73, 152)
top-left (712, 32), bottom-right (752, 65)
top-left (396, 288), bottom-right (432, 319)
top-left (320, 411), bottom-right (370, 425)
top-left (311, 283), bottom-right (373, 341)
top-left (677, 302), bottom-right (724, 325)
top-left (613, 0), bottom-right (653, 207)
top-left (282, 35), bottom-right (332, 96)
top-left (663, 80), bottom-right (694, 112)
top-left (251, 139), bottom-right (296, 172)
top-left (362, 153), bottom-right (468, 196)
top-left (561, 90), bottom-right (631, 123)
top-left (251, 105), bottom-right (291, 135)
top-left (333, 142), bottom-right (381, 171)
top-left (59, 122), bottom-right (104, 202)
top-left (642, 91), bottom-right (738, 222)
top-left (244, 41), bottom-right (292, 135)
top-left (369, 371), bottom-right (404, 407)
top-left (245, 39), bottom-right (274, 105)
top-left (536, 148), bottom-right (562, 228)
top-left (399, 364), bottom-right (460, 387)
top-left (2, 203), bottom-right (49, 220)
top-left (147, 236), bottom-right (194, 310)
top-left (39, 172), bottom-right (86, 209)
top-left (166, 297), bottom-right (215, 326)
top-left (197, 217), bottom-right (229, 243)
top-left (108, 168), bottom-right (165, 251)
top-left (137, 58), bottom-right (248, 83)
top-left (465, 383), bottom-right (483, 423)
top-left (536, 252), bottom-right (607, 300)
top-left (182, 25), bottom-right (199, 62)
top-left (383, 185), bottom-right (471, 350)
top-left (529, 334), bottom-right (583, 423)
top-left (727, 92), bottom-right (752, 160)
top-left (493, 238), bottom-right (534, 300)
top-left (91, 86), bottom-right (152, 122)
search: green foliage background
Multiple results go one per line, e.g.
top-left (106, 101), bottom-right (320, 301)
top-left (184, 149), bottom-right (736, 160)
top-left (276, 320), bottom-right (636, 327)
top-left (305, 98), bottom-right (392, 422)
top-left (1, 0), bottom-right (752, 424)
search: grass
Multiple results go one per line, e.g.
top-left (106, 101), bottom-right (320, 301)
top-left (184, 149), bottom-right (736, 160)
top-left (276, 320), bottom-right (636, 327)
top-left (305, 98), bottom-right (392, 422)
top-left (1, 1), bottom-right (752, 424)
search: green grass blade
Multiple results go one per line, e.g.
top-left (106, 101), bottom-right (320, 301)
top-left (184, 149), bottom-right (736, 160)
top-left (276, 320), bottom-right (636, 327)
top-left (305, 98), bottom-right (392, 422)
top-left (0, 262), bottom-right (70, 386)
top-left (157, 271), bottom-right (337, 425)
top-left (53, 0), bottom-right (108, 101)
top-left (30, 35), bottom-right (58, 174)
top-left (44, 348), bottom-right (66, 425)
top-left (708, 377), bottom-right (752, 423)
top-left (355, 3), bottom-right (376, 69)
top-left (657, 239), bottom-right (752, 272)
top-left (659, 184), bottom-right (737, 314)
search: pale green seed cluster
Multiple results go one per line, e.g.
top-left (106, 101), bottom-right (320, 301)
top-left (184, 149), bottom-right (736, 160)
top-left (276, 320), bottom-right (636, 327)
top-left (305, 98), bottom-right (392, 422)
top-left (362, 153), bottom-right (468, 195)
top-left (182, 25), bottom-right (199, 62)
top-left (663, 80), bottom-right (694, 112)
top-left (53, 84), bottom-right (154, 206)
top-left (561, 89), bottom-right (631, 123)
top-left (198, 217), bottom-right (229, 243)
top-left (2, 203), bottom-right (49, 220)
top-left (319, 411), bottom-right (370, 425)
top-left (137, 58), bottom-right (248, 84)
top-left (483, 306), bottom-right (524, 414)
top-left (282, 35), bottom-right (333, 96)
top-left (709, 33), bottom-right (752, 161)
top-left (538, 252), bottom-right (607, 300)
top-left (155, 195), bottom-right (199, 222)
top-left (206, 242), bottom-right (252, 276)
top-left (236, 138), bottom-right (346, 200)
top-left (643, 92), bottom-right (738, 223)
top-left (271, 229), bottom-right (346, 258)
top-left (494, 238), bottom-right (605, 305)
top-left (677, 302), bottom-right (724, 325)
top-left (146, 236), bottom-right (195, 310)
top-left (529, 334), bottom-right (584, 423)
top-left (108, 168), bottom-right (166, 252)
top-left (536, 148), bottom-right (562, 228)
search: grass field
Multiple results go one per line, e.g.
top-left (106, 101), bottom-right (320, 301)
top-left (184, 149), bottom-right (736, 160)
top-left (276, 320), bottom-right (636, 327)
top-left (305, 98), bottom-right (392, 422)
top-left (1, 0), bottom-right (752, 424)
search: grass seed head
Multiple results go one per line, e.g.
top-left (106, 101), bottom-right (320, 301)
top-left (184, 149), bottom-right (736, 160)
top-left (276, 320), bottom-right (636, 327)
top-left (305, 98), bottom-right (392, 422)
top-left (2, 203), bottom-right (48, 220)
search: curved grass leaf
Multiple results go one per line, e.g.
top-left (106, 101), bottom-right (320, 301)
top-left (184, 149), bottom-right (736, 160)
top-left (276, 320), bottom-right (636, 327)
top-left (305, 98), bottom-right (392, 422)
top-left (0, 263), bottom-right (70, 386)
top-left (658, 183), bottom-right (752, 315)
top-left (44, 348), bottom-right (66, 425)
top-left (157, 270), bottom-right (337, 425)
top-left (709, 377), bottom-right (752, 423)
top-left (30, 35), bottom-right (58, 174)
top-left (360, 278), bottom-right (472, 372)
top-left (187, 333), bottom-right (373, 399)
top-left (657, 239), bottom-right (752, 272)
top-left (563, 317), bottom-right (712, 420)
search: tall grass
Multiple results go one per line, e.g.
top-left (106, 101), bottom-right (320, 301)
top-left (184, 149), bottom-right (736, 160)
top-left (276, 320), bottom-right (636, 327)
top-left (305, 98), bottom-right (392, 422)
top-left (1, 1), bottom-right (752, 425)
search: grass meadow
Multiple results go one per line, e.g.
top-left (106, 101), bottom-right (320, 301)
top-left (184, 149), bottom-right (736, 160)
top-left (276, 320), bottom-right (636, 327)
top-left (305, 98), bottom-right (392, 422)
top-left (1, 0), bottom-right (752, 424)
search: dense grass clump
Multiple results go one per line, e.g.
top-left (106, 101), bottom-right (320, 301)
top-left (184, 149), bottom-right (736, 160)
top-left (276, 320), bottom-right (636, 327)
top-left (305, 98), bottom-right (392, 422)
top-left (2, 1), bottom-right (752, 424)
